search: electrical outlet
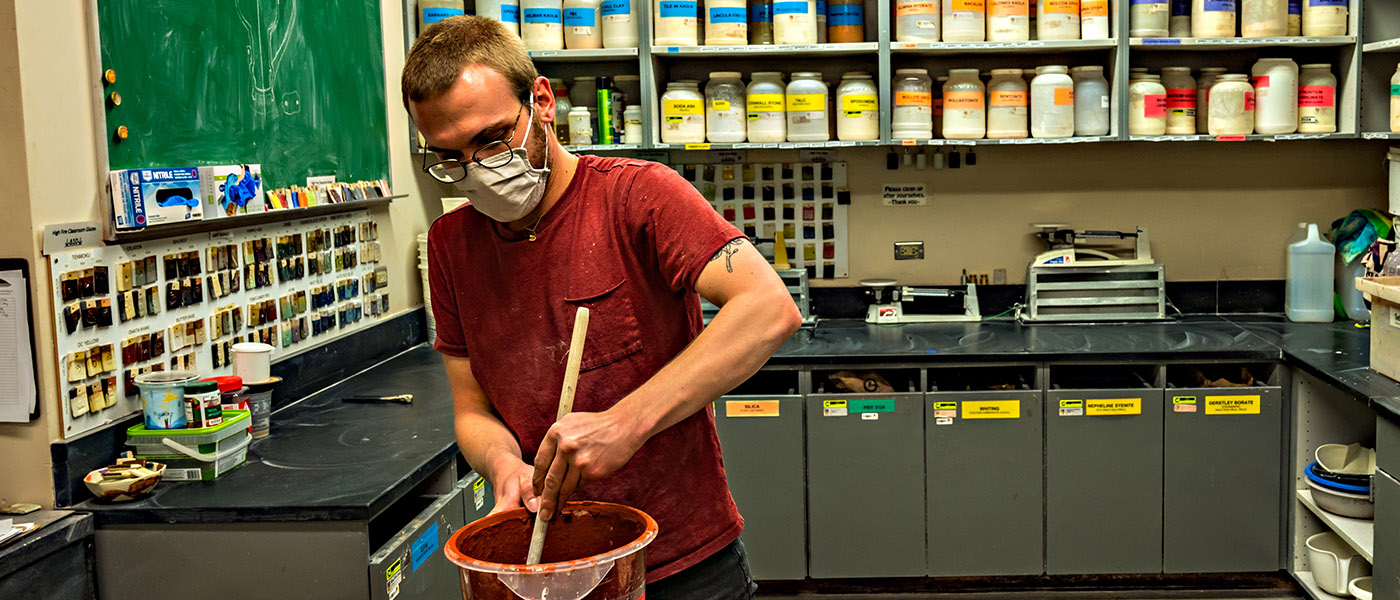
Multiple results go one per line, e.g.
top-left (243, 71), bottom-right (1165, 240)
top-left (894, 241), bottom-right (924, 261)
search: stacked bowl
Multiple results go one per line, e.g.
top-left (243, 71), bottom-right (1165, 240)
top-left (1306, 443), bottom-right (1377, 519)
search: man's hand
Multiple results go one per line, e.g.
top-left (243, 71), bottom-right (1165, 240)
top-left (531, 408), bottom-right (643, 521)
top-left (489, 460), bottom-right (541, 516)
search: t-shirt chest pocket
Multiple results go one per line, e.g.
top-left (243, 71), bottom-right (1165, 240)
top-left (563, 277), bottom-right (644, 371)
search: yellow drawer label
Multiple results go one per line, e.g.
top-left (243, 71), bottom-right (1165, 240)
top-left (1086, 398), bottom-right (1141, 416)
top-left (962, 400), bottom-right (1020, 420)
top-left (1205, 395), bottom-right (1260, 415)
top-left (726, 400), bottom-right (780, 417)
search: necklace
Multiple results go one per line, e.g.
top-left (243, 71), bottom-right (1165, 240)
top-left (522, 213), bottom-right (545, 242)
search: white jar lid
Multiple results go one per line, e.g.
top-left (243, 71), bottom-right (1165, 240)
top-left (709, 71), bottom-right (743, 79)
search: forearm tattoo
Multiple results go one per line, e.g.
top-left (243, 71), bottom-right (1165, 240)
top-left (710, 239), bottom-right (745, 273)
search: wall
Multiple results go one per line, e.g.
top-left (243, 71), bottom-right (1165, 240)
top-left (834, 140), bottom-right (1388, 286)
top-left (0, 0), bottom-right (443, 506)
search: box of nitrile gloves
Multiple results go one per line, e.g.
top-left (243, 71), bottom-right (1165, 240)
top-left (108, 167), bottom-right (205, 229)
top-left (199, 165), bottom-right (265, 218)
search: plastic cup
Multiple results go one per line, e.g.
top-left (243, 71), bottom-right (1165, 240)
top-left (134, 371), bottom-right (198, 429)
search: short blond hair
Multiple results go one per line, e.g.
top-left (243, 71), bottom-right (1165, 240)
top-left (402, 17), bottom-right (539, 108)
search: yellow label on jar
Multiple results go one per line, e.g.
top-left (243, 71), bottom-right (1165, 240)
top-left (747, 94), bottom-right (785, 112)
top-left (1043, 0), bottom-right (1078, 13)
top-left (664, 99), bottom-right (703, 115)
top-left (841, 94), bottom-right (878, 113)
top-left (787, 93), bottom-right (825, 111)
top-left (712, 100), bottom-right (731, 111)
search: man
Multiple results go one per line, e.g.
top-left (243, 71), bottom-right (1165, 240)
top-left (404, 16), bottom-right (802, 599)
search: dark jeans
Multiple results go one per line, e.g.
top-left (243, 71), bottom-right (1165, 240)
top-left (646, 538), bottom-right (757, 600)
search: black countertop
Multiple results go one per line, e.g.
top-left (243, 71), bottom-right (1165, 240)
top-left (72, 316), bottom-right (1400, 526)
top-left (0, 511), bottom-right (91, 580)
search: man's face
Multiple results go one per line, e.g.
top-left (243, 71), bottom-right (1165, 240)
top-left (410, 66), bottom-right (546, 170)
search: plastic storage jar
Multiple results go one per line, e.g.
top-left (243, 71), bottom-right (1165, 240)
top-left (1196, 66), bottom-right (1227, 132)
top-left (988, 0), bottom-right (1030, 41)
top-left (655, 0), bottom-right (701, 45)
top-left (817, 0), bottom-right (828, 42)
top-left (1297, 63), bottom-right (1336, 133)
top-left (749, 0), bottom-right (775, 42)
top-left (1192, 0), bottom-right (1235, 38)
top-left (836, 72), bottom-right (879, 140)
top-left (478, 0), bottom-right (523, 35)
top-left (747, 72), bottom-right (787, 142)
top-left (1392, 65), bottom-right (1400, 133)
top-left (602, 0), bottom-right (638, 47)
top-left (1161, 66), bottom-right (1197, 134)
top-left (943, 68), bottom-right (986, 139)
top-left (564, 0), bottom-right (604, 48)
top-left (1252, 57), bottom-right (1298, 135)
top-left (705, 0), bottom-right (749, 43)
top-left (942, 0), bottom-right (986, 42)
top-left (1130, 0), bottom-right (1169, 37)
top-left (661, 81), bottom-right (705, 143)
top-left (522, 0), bottom-right (565, 50)
top-left (896, 0), bottom-right (941, 41)
top-left (1286, 223), bottom-right (1336, 323)
top-left (1241, 0), bottom-right (1286, 36)
top-left (774, 0), bottom-right (817, 43)
top-left (1129, 74), bottom-right (1168, 135)
top-left (706, 72), bottom-right (747, 142)
top-left (892, 68), bottom-right (935, 140)
top-left (987, 69), bottom-right (1029, 139)
top-left (1038, 0), bottom-right (1081, 41)
top-left (1071, 66), bottom-right (1110, 136)
top-left (569, 106), bottom-right (594, 145)
top-left (623, 105), bottom-right (644, 143)
top-left (552, 79), bottom-right (573, 141)
top-left (419, 0), bottom-right (466, 35)
top-left (1031, 66), bottom-right (1075, 138)
top-left (1171, 0), bottom-right (1192, 35)
top-left (828, 0), bottom-right (866, 42)
top-left (1302, 0), bottom-right (1346, 36)
top-left (786, 72), bottom-right (829, 141)
top-left (1080, 0), bottom-right (1109, 39)
top-left (1208, 74), bottom-right (1255, 136)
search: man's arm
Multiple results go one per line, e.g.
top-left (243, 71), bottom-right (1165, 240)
top-left (443, 354), bottom-right (541, 514)
top-left (531, 238), bottom-right (801, 519)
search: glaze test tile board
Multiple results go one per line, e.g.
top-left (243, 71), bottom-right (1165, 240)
top-left (48, 209), bottom-right (388, 438)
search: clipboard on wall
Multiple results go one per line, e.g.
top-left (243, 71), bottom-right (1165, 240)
top-left (0, 258), bottom-right (39, 422)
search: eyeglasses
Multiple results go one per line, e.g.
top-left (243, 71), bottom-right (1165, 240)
top-left (422, 101), bottom-right (529, 183)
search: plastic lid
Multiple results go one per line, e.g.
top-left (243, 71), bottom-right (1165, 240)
top-left (991, 68), bottom-right (1022, 75)
top-left (205, 376), bottom-right (244, 394)
top-left (751, 71), bottom-right (784, 78)
top-left (948, 68), bottom-right (979, 75)
top-left (1036, 65), bottom-right (1069, 74)
top-left (1129, 67), bottom-right (1148, 72)
top-left (1072, 65), bottom-right (1103, 72)
top-left (570, 106), bottom-right (590, 112)
top-left (1301, 63), bottom-right (1331, 69)
top-left (792, 71), bottom-right (823, 78)
top-left (895, 68), bottom-right (928, 75)
top-left (184, 380), bottom-right (219, 394)
top-left (842, 72), bottom-right (872, 79)
top-left (624, 104), bottom-right (642, 111)
top-left (1218, 74), bottom-right (1250, 80)
top-left (709, 71), bottom-right (742, 79)
top-left (1131, 74), bottom-right (1162, 81)
top-left (1201, 66), bottom-right (1228, 73)
top-left (134, 371), bottom-right (198, 386)
top-left (1162, 66), bottom-right (1191, 72)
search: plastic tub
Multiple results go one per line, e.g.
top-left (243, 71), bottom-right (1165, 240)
top-left (1305, 478), bottom-right (1375, 519)
top-left (1350, 576), bottom-right (1373, 600)
top-left (445, 502), bottom-right (657, 600)
top-left (245, 378), bottom-right (280, 439)
top-left (127, 410), bottom-right (251, 454)
top-left (134, 371), bottom-right (198, 429)
top-left (1308, 462), bottom-right (1373, 490)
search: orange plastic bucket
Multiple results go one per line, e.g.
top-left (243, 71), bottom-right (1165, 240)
top-left (444, 501), bottom-right (657, 600)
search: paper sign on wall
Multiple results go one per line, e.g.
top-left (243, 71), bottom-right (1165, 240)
top-left (1205, 395), bottom-right (1260, 415)
top-left (1086, 398), bottom-right (1142, 416)
top-left (962, 400), bottom-right (1020, 419)
top-left (882, 184), bottom-right (927, 206)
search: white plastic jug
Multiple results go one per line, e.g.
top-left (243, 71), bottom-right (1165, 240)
top-left (1286, 222), bottom-right (1335, 323)
top-left (1336, 253), bottom-right (1369, 321)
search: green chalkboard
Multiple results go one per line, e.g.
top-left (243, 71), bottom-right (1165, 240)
top-left (97, 0), bottom-right (389, 192)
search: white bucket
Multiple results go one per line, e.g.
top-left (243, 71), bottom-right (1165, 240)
top-left (231, 342), bottom-right (274, 383)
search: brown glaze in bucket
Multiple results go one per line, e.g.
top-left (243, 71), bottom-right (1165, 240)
top-left (444, 501), bottom-right (658, 600)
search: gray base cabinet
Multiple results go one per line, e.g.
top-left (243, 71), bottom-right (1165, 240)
top-left (1046, 368), bottom-right (1164, 575)
top-left (807, 391), bottom-right (926, 578)
top-left (926, 372), bottom-right (1044, 577)
top-left (714, 393), bottom-right (807, 580)
top-left (1163, 375), bottom-right (1284, 573)
top-left (1378, 470), bottom-right (1400, 600)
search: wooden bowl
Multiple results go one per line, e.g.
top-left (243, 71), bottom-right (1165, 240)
top-left (84, 462), bottom-right (166, 502)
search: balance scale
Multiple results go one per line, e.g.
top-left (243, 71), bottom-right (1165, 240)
top-left (1022, 224), bottom-right (1166, 322)
top-left (860, 279), bottom-right (982, 324)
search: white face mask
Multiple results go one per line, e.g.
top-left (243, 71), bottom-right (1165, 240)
top-left (453, 95), bottom-right (551, 223)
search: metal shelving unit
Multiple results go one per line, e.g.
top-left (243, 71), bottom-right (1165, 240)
top-left (401, 0), bottom-right (1386, 151)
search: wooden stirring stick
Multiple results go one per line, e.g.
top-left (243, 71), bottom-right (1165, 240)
top-left (526, 306), bottom-right (590, 565)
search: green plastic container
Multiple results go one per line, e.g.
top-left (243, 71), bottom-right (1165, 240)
top-left (126, 410), bottom-right (251, 481)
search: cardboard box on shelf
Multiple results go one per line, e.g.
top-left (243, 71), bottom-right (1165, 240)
top-left (108, 167), bottom-right (204, 229)
top-left (198, 165), bottom-right (265, 219)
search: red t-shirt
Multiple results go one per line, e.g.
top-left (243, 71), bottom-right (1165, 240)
top-left (427, 155), bottom-right (745, 582)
